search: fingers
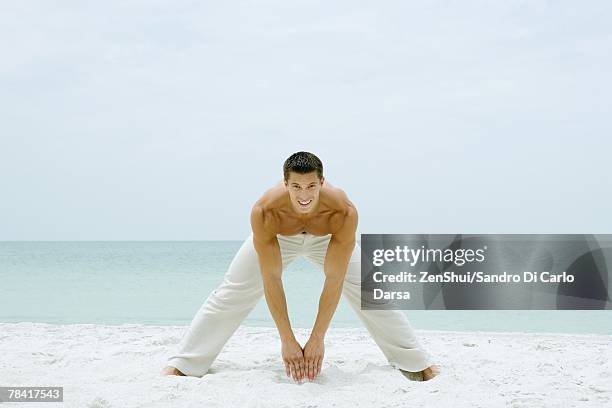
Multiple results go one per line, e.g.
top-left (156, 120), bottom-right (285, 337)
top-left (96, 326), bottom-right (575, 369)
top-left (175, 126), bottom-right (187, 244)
top-left (297, 356), bottom-right (305, 381)
top-left (288, 357), bottom-right (305, 382)
top-left (292, 360), bottom-right (299, 382)
top-left (287, 354), bottom-right (322, 383)
top-left (287, 358), bottom-right (323, 382)
top-left (301, 355), bottom-right (320, 381)
top-left (285, 359), bottom-right (299, 382)
top-left (307, 358), bottom-right (314, 381)
top-left (300, 352), bottom-right (323, 381)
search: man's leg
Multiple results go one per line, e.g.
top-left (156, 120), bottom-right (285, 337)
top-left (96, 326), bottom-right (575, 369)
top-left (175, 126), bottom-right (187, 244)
top-left (304, 235), bottom-right (434, 373)
top-left (165, 233), bottom-right (299, 377)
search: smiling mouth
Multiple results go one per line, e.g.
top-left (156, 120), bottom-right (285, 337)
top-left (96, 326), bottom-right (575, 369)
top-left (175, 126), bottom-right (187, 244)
top-left (298, 199), bottom-right (312, 207)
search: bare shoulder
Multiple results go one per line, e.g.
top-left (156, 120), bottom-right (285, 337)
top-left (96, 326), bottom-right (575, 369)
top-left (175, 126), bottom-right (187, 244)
top-left (253, 180), bottom-right (286, 207)
top-left (250, 181), bottom-right (285, 238)
top-left (322, 183), bottom-right (357, 213)
top-left (322, 183), bottom-right (358, 236)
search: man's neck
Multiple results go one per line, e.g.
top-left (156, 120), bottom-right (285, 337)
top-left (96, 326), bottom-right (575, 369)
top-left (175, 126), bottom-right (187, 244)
top-left (286, 197), bottom-right (322, 221)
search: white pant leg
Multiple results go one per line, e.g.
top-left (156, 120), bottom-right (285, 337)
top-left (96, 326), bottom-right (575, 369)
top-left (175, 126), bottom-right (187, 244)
top-left (166, 232), bottom-right (302, 377)
top-left (303, 234), bottom-right (434, 372)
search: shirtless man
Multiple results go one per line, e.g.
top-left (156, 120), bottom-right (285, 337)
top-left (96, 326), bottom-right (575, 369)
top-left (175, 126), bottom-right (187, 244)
top-left (162, 151), bottom-right (440, 382)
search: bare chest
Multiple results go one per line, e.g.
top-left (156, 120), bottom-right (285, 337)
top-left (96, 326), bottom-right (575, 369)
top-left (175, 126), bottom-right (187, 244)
top-left (272, 210), bottom-right (344, 236)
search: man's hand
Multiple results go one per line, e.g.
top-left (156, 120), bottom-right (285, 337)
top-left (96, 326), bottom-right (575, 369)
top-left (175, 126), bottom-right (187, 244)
top-left (303, 336), bottom-right (325, 381)
top-left (282, 337), bottom-right (305, 382)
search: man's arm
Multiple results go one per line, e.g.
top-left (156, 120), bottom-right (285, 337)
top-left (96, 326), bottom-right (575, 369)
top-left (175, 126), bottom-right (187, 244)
top-left (303, 206), bottom-right (358, 380)
top-left (250, 205), bottom-right (305, 382)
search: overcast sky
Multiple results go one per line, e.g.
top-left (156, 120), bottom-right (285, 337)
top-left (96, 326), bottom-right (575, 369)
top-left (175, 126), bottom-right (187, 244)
top-left (1, 1), bottom-right (610, 240)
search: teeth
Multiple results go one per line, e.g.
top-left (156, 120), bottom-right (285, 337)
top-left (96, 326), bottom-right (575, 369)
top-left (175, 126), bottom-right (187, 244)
top-left (299, 200), bottom-right (312, 205)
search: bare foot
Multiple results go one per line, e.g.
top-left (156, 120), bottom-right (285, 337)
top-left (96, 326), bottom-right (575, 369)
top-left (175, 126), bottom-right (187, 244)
top-left (399, 369), bottom-right (423, 381)
top-left (422, 364), bottom-right (440, 381)
top-left (161, 366), bottom-right (186, 376)
top-left (400, 364), bottom-right (440, 382)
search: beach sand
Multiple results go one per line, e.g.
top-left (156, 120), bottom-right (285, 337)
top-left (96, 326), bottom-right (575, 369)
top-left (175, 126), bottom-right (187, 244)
top-left (1, 322), bottom-right (610, 407)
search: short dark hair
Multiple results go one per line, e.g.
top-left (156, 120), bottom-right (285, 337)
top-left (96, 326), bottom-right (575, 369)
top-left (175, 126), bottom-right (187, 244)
top-left (283, 151), bottom-right (324, 182)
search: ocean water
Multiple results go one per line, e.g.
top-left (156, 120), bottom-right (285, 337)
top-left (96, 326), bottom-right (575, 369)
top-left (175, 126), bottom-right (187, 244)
top-left (0, 241), bottom-right (610, 334)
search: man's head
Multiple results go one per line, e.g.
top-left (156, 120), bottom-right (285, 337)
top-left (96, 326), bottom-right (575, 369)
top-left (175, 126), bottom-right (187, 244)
top-left (283, 151), bottom-right (325, 214)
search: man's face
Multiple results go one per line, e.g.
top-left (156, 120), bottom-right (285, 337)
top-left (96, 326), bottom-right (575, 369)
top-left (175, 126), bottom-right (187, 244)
top-left (285, 171), bottom-right (324, 214)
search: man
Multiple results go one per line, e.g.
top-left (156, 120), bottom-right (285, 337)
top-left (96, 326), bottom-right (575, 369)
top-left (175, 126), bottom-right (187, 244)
top-left (162, 151), bottom-right (440, 382)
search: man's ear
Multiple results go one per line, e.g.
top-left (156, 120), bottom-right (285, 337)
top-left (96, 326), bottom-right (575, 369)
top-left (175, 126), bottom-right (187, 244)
top-left (320, 176), bottom-right (325, 186)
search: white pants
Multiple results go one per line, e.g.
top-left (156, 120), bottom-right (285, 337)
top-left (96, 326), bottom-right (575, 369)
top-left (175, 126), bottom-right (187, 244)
top-left (166, 232), bottom-right (433, 376)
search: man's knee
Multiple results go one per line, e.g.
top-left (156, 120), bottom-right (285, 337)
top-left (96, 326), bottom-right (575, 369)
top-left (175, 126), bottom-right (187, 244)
top-left (208, 280), bottom-right (263, 308)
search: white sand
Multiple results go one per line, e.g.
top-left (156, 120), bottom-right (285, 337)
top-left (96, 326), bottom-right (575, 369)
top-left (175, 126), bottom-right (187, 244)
top-left (1, 323), bottom-right (611, 408)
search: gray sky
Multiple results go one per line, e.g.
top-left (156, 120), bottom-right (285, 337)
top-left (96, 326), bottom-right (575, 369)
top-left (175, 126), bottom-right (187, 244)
top-left (1, 1), bottom-right (611, 240)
